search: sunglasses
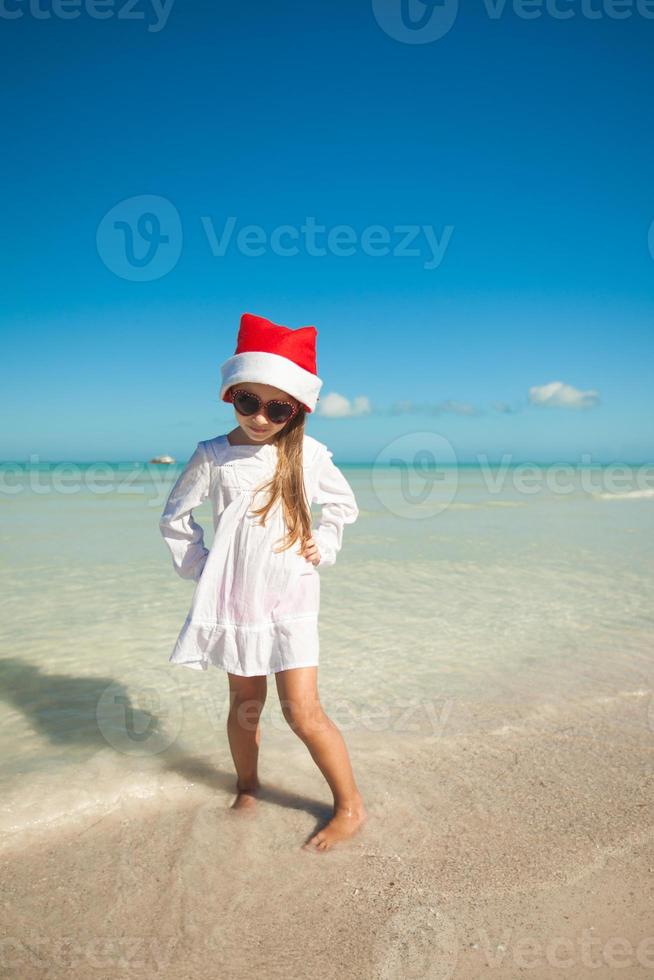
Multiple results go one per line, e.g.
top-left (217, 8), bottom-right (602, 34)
top-left (230, 388), bottom-right (301, 425)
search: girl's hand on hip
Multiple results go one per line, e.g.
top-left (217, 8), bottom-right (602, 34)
top-left (300, 536), bottom-right (321, 566)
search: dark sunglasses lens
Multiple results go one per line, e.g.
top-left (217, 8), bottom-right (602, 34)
top-left (233, 392), bottom-right (259, 416)
top-left (268, 402), bottom-right (294, 423)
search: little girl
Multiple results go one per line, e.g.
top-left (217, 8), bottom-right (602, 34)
top-left (159, 312), bottom-right (367, 851)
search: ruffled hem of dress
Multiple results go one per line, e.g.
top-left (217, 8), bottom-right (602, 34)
top-left (168, 614), bottom-right (320, 676)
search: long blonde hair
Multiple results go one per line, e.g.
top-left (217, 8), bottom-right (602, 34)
top-left (248, 407), bottom-right (314, 555)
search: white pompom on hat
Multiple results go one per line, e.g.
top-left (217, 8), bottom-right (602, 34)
top-left (220, 312), bottom-right (323, 413)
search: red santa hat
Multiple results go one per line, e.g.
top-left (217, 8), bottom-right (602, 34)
top-left (219, 312), bottom-right (323, 413)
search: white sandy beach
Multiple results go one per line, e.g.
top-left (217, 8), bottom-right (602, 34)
top-left (1, 691), bottom-right (652, 980)
top-left (1, 462), bottom-right (653, 978)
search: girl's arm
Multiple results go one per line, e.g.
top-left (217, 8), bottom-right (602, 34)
top-left (311, 447), bottom-right (359, 568)
top-left (159, 441), bottom-right (211, 581)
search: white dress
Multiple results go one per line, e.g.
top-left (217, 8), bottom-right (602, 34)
top-left (159, 432), bottom-right (359, 676)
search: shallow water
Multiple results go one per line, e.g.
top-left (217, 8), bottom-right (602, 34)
top-left (1, 459), bottom-right (652, 837)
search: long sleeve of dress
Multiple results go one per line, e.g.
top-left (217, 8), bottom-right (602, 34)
top-left (159, 441), bottom-right (211, 582)
top-left (311, 448), bottom-right (359, 568)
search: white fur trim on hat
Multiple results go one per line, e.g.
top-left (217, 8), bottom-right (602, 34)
top-left (220, 351), bottom-right (323, 413)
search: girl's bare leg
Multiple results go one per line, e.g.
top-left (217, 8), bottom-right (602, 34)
top-left (226, 671), bottom-right (268, 810)
top-left (275, 666), bottom-right (367, 850)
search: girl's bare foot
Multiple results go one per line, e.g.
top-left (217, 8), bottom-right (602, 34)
top-left (302, 798), bottom-right (368, 851)
top-left (230, 778), bottom-right (261, 811)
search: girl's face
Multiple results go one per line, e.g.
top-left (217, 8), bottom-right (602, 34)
top-left (231, 382), bottom-right (300, 441)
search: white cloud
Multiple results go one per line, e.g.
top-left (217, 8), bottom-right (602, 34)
top-left (317, 392), bottom-right (371, 418)
top-left (528, 381), bottom-right (600, 409)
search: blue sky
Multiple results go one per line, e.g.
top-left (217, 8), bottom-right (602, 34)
top-left (2, 0), bottom-right (653, 463)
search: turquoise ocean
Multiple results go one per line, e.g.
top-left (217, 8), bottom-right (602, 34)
top-left (1, 456), bottom-right (653, 840)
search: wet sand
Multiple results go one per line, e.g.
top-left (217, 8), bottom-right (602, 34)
top-left (1, 691), bottom-right (652, 980)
